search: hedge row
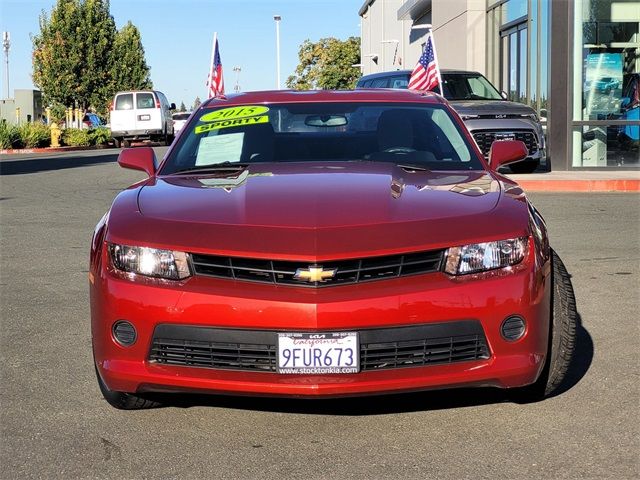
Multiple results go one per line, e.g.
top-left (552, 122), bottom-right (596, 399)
top-left (0, 123), bottom-right (112, 149)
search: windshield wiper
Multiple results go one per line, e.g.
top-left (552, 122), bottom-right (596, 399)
top-left (397, 163), bottom-right (430, 172)
top-left (352, 158), bottom-right (431, 172)
top-left (171, 162), bottom-right (250, 175)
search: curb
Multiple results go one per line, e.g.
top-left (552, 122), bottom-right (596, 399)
top-left (516, 179), bottom-right (640, 192)
top-left (0, 145), bottom-right (115, 155)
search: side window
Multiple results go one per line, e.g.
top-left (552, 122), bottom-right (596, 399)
top-left (390, 76), bottom-right (409, 89)
top-left (115, 94), bottom-right (133, 110)
top-left (370, 78), bottom-right (389, 88)
top-left (159, 93), bottom-right (169, 108)
top-left (361, 80), bottom-right (372, 88)
top-left (136, 93), bottom-right (155, 109)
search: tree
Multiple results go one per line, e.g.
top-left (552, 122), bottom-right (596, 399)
top-left (179, 101), bottom-right (186, 112)
top-left (286, 37), bottom-right (361, 90)
top-left (192, 96), bottom-right (201, 110)
top-left (32, 0), bottom-right (102, 109)
top-left (83, 0), bottom-right (118, 112)
top-left (109, 21), bottom-right (152, 95)
top-left (32, 0), bottom-right (151, 115)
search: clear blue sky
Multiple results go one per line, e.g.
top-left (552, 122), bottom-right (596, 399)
top-left (0, 0), bottom-right (362, 108)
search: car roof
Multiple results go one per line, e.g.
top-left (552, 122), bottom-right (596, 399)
top-left (114, 90), bottom-right (161, 95)
top-left (202, 89), bottom-right (443, 108)
top-left (358, 69), bottom-right (483, 80)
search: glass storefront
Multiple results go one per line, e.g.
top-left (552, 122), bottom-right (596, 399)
top-left (572, 0), bottom-right (640, 167)
top-left (487, 0), bottom-right (638, 169)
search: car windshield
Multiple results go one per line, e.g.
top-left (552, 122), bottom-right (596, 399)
top-left (173, 113), bottom-right (191, 120)
top-left (442, 74), bottom-right (503, 101)
top-left (160, 102), bottom-right (482, 174)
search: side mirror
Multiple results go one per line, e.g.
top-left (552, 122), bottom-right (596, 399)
top-left (500, 91), bottom-right (508, 100)
top-left (117, 146), bottom-right (156, 177)
top-left (488, 140), bottom-right (528, 170)
top-left (170, 103), bottom-right (176, 110)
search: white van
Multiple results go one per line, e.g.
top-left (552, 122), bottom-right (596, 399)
top-left (110, 90), bottom-right (176, 147)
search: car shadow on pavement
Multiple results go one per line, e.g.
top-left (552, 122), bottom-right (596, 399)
top-left (0, 151), bottom-right (119, 175)
top-left (151, 386), bottom-right (511, 415)
top-left (147, 313), bottom-right (593, 415)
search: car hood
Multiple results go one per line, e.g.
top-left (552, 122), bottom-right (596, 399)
top-left (108, 162), bottom-right (529, 260)
top-left (448, 99), bottom-right (536, 117)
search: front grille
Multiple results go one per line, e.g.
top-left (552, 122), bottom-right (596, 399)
top-left (190, 250), bottom-right (444, 287)
top-left (472, 130), bottom-right (539, 158)
top-left (148, 322), bottom-right (490, 373)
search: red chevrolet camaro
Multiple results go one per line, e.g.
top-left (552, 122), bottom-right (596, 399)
top-left (90, 89), bottom-right (577, 409)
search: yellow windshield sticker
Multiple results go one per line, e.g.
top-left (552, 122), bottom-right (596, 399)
top-left (200, 105), bottom-right (270, 123)
top-left (194, 115), bottom-right (269, 134)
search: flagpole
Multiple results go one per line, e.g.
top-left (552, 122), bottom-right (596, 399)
top-left (426, 25), bottom-right (444, 96)
top-left (207, 32), bottom-right (217, 98)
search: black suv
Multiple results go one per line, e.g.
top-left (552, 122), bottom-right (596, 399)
top-left (357, 70), bottom-right (546, 173)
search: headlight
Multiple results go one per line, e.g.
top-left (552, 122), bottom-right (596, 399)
top-left (444, 237), bottom-right (528, 275)
top-left (108, 243), bottom-right (191, 280)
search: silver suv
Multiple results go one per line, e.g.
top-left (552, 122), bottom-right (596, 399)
top-left (356, 70), bottom-right (546, 173)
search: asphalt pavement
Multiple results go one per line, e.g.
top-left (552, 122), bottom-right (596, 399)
top-left (1, 148), bottom-right (638, 479)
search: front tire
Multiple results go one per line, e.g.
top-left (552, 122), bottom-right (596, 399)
top-left (94, 363), bottom-right (160, 410)
top-left (513, 249), bottom-right (577, 401)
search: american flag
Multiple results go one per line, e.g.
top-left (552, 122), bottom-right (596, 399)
top-left (207, 34), bottom-right (225, 98)
top-left (408, 32), bottom-right (441, 92)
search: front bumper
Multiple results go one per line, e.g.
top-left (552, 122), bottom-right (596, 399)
top-left (111, 128), bottom-right (163, 140)
top-left (91, 246), bottom-right (551, 398)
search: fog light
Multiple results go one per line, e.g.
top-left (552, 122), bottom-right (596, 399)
top-left (501, 316), bottom-right (526, 341)
top-left (112, 320), bottom-right (137, 346)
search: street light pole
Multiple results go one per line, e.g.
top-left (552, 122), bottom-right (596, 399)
top-left (274, 15), bottom-right (281, 90)
top-left (2, 32), bottom-right (10, 99)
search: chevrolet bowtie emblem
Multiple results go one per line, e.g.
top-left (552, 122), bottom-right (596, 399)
top-left (294, 266), bottom-right (337, 283)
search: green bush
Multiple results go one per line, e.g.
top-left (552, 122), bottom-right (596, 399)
top-left (62, 128), bottom-right (91, 147)
top-left (18, 122), bottom-right (51, 148)
top-left (89, 127), bottom-right (111, 146)
top-left (0, 122), bottom-right (21, 149)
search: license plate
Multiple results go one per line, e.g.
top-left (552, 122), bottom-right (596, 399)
top-left (495, 134), bottom-right (515, 141)
top-left (277, 332), bottom-right (359, 374)
top-left (138, 114), bottom-right (151, 121)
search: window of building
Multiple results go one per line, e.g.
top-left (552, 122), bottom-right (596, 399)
top-left (487, 0), bottom-right (548, 118)
top-left (572, 0), bottom-right (639, 167)
top-left (501, 22), bottom-right (528, 104)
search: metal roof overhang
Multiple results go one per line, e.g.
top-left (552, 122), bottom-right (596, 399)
top-left (397, 0), bottom-right (433, 20)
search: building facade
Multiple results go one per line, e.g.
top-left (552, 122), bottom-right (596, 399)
top-left (359, 0), bottom-right (640, 170)
top-left (0, 89), bottom-right (44, 125)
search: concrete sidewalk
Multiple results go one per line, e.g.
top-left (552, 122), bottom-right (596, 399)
top-left (506, 170), bottom-right (640, 192)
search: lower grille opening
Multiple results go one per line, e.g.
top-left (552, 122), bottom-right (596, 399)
top-left (149, 322), bottom-right (490, 373)
top-left (150, 339), bottom-right (277, 372)
top-left (361, 335), bottom-right (489, 370)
